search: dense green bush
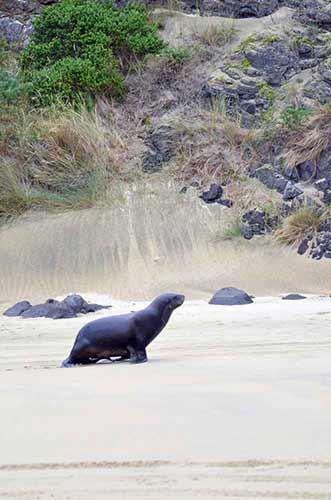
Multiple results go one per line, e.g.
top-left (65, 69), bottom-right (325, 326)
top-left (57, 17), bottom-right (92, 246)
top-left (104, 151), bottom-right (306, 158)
top-left (22, 0), bottom-right (165, 105)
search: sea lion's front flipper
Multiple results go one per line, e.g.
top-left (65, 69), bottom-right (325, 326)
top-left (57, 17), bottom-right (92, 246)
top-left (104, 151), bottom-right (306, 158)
top-left (128, 345), bottom-right (148, 364)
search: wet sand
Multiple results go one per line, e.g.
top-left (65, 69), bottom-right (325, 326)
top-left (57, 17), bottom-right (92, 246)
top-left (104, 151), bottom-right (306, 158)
top-left (1, 296), bottom-right (331, 499)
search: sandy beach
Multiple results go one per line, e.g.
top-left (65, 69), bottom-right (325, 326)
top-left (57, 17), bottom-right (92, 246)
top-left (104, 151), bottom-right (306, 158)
top-left (1, 295), bottom-right (331, 499)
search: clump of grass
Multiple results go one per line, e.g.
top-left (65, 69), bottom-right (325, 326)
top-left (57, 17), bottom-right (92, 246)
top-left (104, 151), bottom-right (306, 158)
top-left (275, 206), bottom-right (320, 245)
top-left (280, 106), bottom-right (312, 129)
top-left (283, 106), bottom-right (331, 168)
top-left (236, 34), bottom-right (257, 53)
top-left (261, 35), bottom-right (281, 45)
top-left (25, 106), bottom-right (122, 193)
top-left (0, 104), bottom-right (129, 220)
top-left (222, 215), bottom-right (243, 240)
top-left (258, 82), bottom-right (277, 104)
top-left (195, 20), bottom-right (237, 47)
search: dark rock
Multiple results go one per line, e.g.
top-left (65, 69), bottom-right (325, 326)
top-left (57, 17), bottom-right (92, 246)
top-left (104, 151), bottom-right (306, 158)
top-left (283, 165), bottom-right (299, 182)
top-left (322, 190), bottom-right (331, 205)
top-left (242, 209), bottom-right (265, 226)
top-left (81, 303), bottom-right (111, 313)
top-left (142, 126), bottom-right (176, 173)
top-left (200, 183), bottom-right (223, 203)
top-left (319, 220), bottom-right (331, 232)
top-left (297, 161), bottom-right (315, 181)
top-left (3, 300), bottom-right (32, 317)
top-left (282, 182), bottom-right (303, 201)
top-left (255, 165), bottom-right (288, 193)
top-left (242, 224), bottom-right (254, 240)
top-left (245, 40), bottom-right (299, 86)
top-left (282, 294), bottom-right (307, 300)
top-left (242, 209), bottom-right (266, 237)
top-left (21, 303), bottom-right (76, 319)
top-left (297, 238), bottom-right (309, 255)
top-left (200, 0), bottom-right (280, 17)
top-left (324, 251), bottom-right (331, 258)
top-left (5, 293), bottom-right (111, 319)
top-left (315, 178), bottom-right (329, 191)
top-left (217, 199), bottom-right (233, 208)
top-left (179, 186), bottom-right (188, 194)
top-left (63, 294), bottom-right (87, 313)
top-left (209, 287), bottom-right (253, 306)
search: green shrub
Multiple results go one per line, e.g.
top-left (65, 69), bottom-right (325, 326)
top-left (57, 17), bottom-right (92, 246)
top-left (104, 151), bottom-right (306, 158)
top-left (160, 47), bottom-right (191, 65)
top-left (280, 106), bottom-right (312, 129)
top-left (258, 82), bottom-right (276, 104)
top-left (22, 0), bottom-right (165, 105)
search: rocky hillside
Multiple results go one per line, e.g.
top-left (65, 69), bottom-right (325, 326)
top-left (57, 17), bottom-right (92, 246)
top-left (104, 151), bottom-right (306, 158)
top-left (1, 0), bottom-right (331, 260)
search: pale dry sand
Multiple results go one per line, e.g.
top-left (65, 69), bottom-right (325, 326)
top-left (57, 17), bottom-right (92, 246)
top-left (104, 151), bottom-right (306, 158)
top-left (1, 296), bottom-right (331, 499)
top-left (153, 7), bottom-right (295, 48)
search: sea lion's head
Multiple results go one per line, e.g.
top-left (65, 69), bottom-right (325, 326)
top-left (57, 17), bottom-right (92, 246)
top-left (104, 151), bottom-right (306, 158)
top-left (152, 293), bottom-right (185, 313)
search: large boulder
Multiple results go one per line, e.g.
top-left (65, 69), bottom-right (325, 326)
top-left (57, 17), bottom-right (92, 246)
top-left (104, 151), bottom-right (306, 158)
top-left (21, 300), bottom-right (77, 319)
top-left (3, 300), bottom-right (32, 317)
top-left (4, 293), bottom-right (111, 319)
top-left (63, 293), bottom-right (87, 313)
top-left (209, 287), bottom-right (253, 305)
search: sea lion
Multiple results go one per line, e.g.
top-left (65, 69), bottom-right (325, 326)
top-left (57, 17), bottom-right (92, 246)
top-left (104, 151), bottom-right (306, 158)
top-left (61, 293), bottom-right (185, 367)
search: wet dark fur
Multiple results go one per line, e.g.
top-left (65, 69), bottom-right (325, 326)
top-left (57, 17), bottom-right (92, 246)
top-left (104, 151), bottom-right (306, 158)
top-left (61, 293), bottom-right (184, 367)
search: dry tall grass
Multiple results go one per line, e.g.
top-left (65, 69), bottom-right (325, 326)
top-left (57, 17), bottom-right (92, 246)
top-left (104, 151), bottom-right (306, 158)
top-left (193, 20), bottom-right (237, 47)
top-left (172, 101), bottom-right (249, 187)
top-left (0, 105), bottom-right (129, 218)
top-left (26, 107), bottom-right (124, 192)
top-left (283, 106), bottom-right (331, 169)
top-left (275, 206), bottom-right (321, 245)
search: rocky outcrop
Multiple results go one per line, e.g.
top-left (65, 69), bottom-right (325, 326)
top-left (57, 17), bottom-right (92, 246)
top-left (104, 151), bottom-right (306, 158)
top-left (293, 147), bottom-right (331, 188)
top-left (3, 294), bottom-right (111, 319)
top-left (3, 300), bottom-right (32, 317)
top-left (201, 0), bottom-right (280, 17)
top-left (296, 220), bottom-right (331, 260)
top-left (0, 0), bottom-right (54, 45)
top-left (202, 33), bottom-right (301, 123)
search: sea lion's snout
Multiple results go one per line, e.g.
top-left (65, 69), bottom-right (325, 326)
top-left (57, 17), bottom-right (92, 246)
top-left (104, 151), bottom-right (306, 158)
top-left (173, 294), bottom-right (185, 307)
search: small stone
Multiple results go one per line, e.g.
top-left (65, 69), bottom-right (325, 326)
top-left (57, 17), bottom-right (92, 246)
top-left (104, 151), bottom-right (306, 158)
top-left (282, 294), bottom-right (306, 300)
top-left (217, 199), bottom-right (233, 208)
top-left (297, 238), bottom-right (309, 255)
top-left (242, 224), bottom-right (253, 240)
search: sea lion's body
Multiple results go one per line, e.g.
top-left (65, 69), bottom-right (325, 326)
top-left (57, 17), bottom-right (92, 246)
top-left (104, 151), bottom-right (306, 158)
top-left (62, 293), bottom-right (184, 367)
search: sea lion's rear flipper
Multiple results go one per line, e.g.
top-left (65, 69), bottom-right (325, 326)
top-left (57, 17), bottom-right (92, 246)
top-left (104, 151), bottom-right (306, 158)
top-left (61, 357), bottom-right (75, 368)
